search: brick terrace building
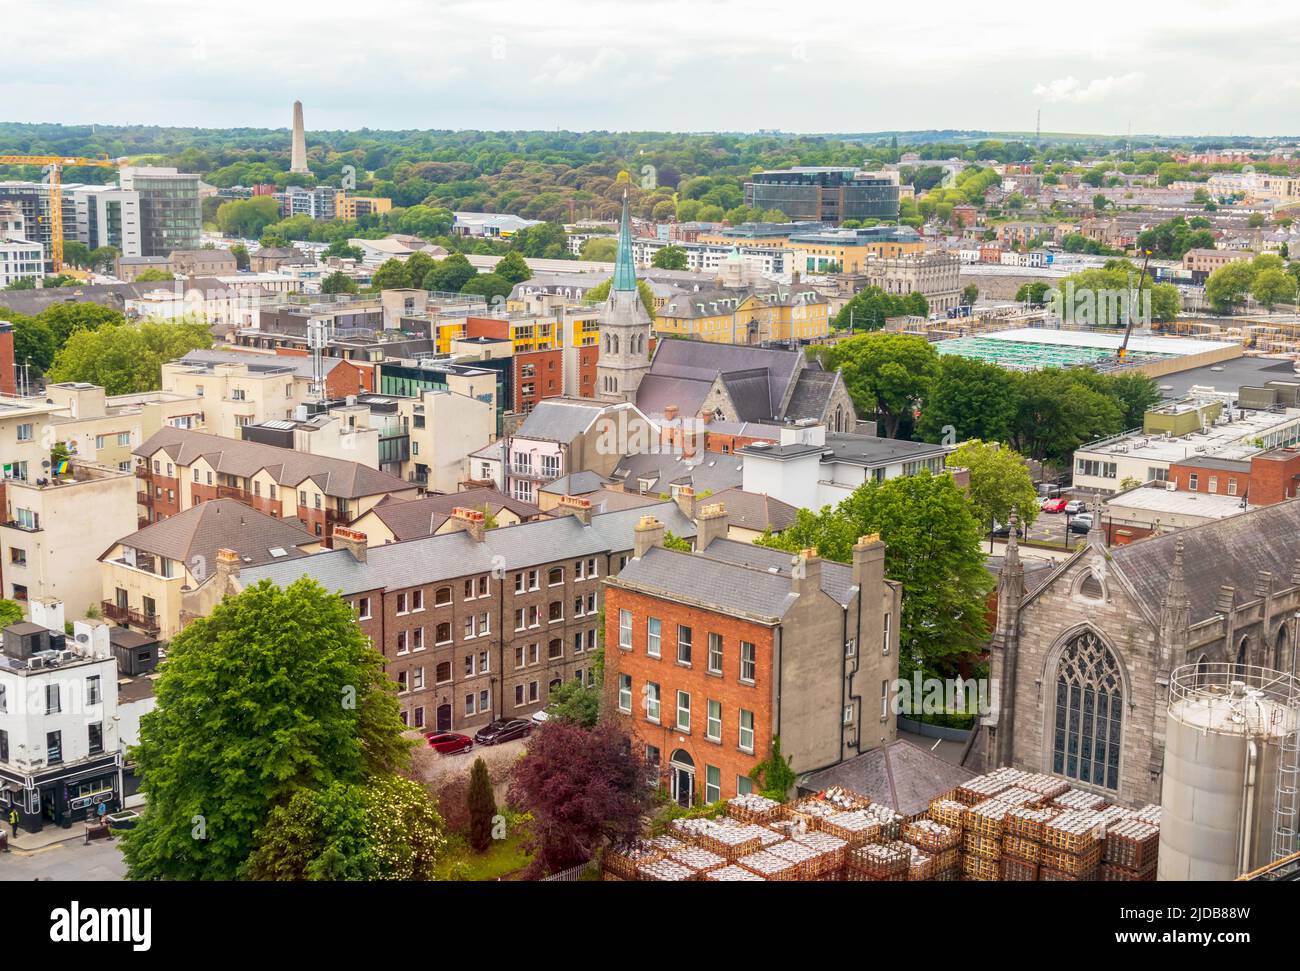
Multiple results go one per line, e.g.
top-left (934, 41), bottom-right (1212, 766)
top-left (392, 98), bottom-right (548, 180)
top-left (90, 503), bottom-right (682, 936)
top-left (235, 498), bottom-right (698, 732)
top-left (1168, 446), bottom-right (1300, 506)
top-left (604, 512), bottom-right (899, 805)
top-left (133, 426), bottom-right (416, 542)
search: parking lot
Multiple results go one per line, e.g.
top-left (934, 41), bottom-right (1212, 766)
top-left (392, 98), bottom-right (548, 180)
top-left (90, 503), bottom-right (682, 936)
top-left (2, 837), bottom-right (127, 881)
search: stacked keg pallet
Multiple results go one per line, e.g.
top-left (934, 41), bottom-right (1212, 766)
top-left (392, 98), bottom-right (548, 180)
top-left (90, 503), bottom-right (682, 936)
top-left (602, 774), bottom-right (1162, 882)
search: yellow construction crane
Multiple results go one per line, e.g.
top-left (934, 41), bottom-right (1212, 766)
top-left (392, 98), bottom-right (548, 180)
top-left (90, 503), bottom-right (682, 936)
top-left (0, 155), bottom-right (121, 272)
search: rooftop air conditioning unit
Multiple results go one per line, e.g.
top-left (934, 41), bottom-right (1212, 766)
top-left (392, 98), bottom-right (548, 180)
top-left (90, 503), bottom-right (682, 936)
top-left (1166, 482), bottom-right (1177, 492)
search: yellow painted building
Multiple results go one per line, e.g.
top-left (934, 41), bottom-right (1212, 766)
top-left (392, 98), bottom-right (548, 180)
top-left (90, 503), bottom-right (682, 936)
top-left (788, 235), bottom-right (925, 274)
top-left (335, 194), bottom-right (394, 219)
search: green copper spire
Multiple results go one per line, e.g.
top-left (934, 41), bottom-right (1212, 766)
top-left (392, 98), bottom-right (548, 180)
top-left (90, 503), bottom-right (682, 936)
top-left (613, 190), bottom-right (637, 292)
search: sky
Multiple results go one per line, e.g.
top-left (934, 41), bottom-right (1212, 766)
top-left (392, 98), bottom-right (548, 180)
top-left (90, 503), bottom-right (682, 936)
top-left (4, 0), bottom-right (1299, 137)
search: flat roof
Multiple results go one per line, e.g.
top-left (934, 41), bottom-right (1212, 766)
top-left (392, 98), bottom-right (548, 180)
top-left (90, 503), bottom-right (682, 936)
top-left (1079, 406), bottom-right (1300, 464)
top-left (1105, 487), bottom-right (1252, 519)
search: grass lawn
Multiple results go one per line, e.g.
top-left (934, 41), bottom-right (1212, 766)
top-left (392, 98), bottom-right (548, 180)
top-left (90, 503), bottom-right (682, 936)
top-left (436, 827), bottom-right (533, 881)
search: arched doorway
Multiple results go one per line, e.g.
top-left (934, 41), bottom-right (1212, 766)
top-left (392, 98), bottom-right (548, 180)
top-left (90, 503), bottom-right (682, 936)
top-left (1195, 653), bottom-right (1209, 688)
top-left (1234, 635), bottom-right (1249, 677)
top-left (436, 703), bottom-right (452, 732)
top-left (1275, 625), bottom-right (1290, 673)
top-left (669, 749), bottom-right (695, 808)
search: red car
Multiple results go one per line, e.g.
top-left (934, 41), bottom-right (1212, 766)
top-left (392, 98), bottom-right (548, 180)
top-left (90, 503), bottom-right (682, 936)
top-left (425, 732), bottom-right (473, 755)
top-left (1040, 498), bottom-right (1068, 514)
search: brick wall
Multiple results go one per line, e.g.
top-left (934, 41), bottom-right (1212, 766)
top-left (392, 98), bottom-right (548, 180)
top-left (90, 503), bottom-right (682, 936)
top-left (604, 584), bottom-right (775, 802)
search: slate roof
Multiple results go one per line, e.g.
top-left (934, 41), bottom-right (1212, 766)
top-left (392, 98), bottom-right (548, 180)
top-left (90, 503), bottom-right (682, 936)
top-left (784, 369), bottom-right (840, 423)
top-left (820, 433), bottom-right (948, 468)
top-left (538, 471), bottom-right (608, 497)
top-left (1110, 499), bottom-right (1300, 626)
top-left (798, 738), bottom-right (976, 817)
top-left (612, 450), bottom-right (744, 495)
top-left (362, 488), bottom-right (542, 542)
top-left (104, 498), bottom-right (315, 571)
top-left (699, 537), bottom-right (856, 607)
top-left (637, 340), bottom-right (805, 422)
top-left (611, 546), bottom-right (799, 622)
top-left (706, 488), bottom-right (799, 534)
top-left (240, 501), bottom-right (699, 597)
top-left (512, 398), bottom-right (609, 443)
top-left (134, 427), bottom-right (412, 500)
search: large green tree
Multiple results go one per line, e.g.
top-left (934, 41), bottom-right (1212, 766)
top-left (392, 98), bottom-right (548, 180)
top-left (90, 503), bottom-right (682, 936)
top-left (758, 472), bottom-right (991, 676)
top-left (245, 776), bottom-right (445, 881)
top-left (917, 355), bottom-right (1020, 445)
top-left (1009, 368), bottom-right (1124, 462)
top-left (820, 333), bottom-right (939, 439)
top-left (1252, 267), bottom-right (1298, 311)
top-left (651, 245), bottom-right (688, 270)
top-left (47, 318), bottom-right (213, 394)
top-left (466, 757), bottom-right (497, 853)
top-left (494, 250), bottom-right (532, 285)
top-left (1205, 261), bottom-right (1257, 314)
top-left (215, 197), bottom-right (282, 239)
top-left (946, 440), bottom-right (1039, 529)
top-left (833, 286), bottom-right (927, 331)
top-left (121, 578), bottom-right (410, 880)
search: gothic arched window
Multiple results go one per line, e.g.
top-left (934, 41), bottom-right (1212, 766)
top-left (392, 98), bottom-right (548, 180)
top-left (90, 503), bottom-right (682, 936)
top-left (1051, 630), bottom-right (1123, 790)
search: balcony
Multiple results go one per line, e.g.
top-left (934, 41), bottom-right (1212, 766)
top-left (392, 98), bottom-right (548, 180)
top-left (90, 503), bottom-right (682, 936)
top-left (216, 485), bottom-right (250, 501)
top-left (101, 601), bottom-right (161, 635)
top-left (134, 466), bottom-right (152, 480)
top-left (137, 491), bottom-right (152, 506)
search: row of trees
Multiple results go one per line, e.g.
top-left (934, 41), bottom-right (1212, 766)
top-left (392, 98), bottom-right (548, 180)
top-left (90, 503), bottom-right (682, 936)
top-left (1205, 253), bottom-right (1299, 313)
top-left (816, 333), bottom-right (1160, 463)
top-left (0, 299), bottom-right (211, 393)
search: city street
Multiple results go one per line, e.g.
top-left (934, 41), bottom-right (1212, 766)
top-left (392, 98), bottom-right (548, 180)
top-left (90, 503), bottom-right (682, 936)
top-left (1, 838), bottom-right (128, 881)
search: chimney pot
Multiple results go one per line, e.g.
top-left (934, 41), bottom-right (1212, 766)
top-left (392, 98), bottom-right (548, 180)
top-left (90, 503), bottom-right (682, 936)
top-left (558, 494), bottom-right (593, 525)
top-left (332, 526), bottom-right (368, 562)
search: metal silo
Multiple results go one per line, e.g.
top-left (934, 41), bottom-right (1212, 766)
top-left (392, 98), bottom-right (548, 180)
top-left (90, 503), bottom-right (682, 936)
top-left (1159, 663), bottom-right (1300, 881)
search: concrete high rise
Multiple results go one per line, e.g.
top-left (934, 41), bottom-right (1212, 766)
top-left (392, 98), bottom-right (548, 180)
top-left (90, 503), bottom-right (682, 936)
top-left (290, 101), bottom-right (309, 174)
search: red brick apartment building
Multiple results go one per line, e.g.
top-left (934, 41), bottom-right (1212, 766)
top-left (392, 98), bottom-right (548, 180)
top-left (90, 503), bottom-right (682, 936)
top-left (233, 497), bottom-right (700, 732)
top-left (133, 426), bottom-right (416, 542)
top-left (604, 510), bottom-right (900, 806)
top-left (1168, 447), bottom-right (1300, 506)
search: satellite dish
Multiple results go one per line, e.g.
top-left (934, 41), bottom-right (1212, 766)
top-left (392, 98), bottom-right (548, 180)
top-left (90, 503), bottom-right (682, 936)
top-left (75, 632), bottom-right (89, 643)
top-left (41, 459), bottom-right (50, 468)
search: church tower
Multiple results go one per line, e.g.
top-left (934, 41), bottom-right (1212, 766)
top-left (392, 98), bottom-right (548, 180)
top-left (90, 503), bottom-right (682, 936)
top-left (596, 192), bottom-right (652, 403)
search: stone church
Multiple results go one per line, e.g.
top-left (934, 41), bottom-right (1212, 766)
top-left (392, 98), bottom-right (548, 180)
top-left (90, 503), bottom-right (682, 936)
top-left (987, 501), bottom-right (1300, 806)
top-left (596, 192), bottom-right (653, 404)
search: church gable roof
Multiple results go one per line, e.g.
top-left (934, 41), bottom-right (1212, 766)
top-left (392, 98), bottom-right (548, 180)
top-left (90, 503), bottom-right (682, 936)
top-left (1110, 500), bottom-right (1300, 626)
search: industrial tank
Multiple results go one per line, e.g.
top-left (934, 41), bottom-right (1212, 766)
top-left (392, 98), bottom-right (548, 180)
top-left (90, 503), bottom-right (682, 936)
top-left (1159, 663), bottom-right (1300, 881)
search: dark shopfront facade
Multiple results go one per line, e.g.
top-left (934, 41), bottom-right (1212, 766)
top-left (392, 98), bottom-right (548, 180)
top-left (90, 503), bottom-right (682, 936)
top-left (0, 753), bottom-right (122, 834)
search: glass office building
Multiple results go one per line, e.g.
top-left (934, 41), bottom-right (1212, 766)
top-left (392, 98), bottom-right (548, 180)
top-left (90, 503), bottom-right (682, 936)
top-left (744, 167), bottom-right (899, 225)
top-left (119, 167), bottom-right (202, 256)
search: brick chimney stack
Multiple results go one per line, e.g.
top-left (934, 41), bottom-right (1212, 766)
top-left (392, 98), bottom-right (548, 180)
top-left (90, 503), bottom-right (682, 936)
top-left (0, 322), bottom-right (16, 397)
top-left (633, 515), bottom-right (665, 559)
top-left (558, 494), bottom-right (592, 526)
top-left (694, 501), bottom-right (728, 551)
top-left (448, 507), bottom-right (486, 543)
top-left (215, 548), bottom-right (242, 580)
top-left (673, 485), bottom-right (696, 520)
top-left (332, 526), bottom-right (368, 562)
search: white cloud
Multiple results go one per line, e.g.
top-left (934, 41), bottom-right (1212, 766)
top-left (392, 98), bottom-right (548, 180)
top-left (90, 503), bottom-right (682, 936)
top-left (1033, 73), bottom-right (1146, 104)
top-left (532, 48), bottom-right (628, 87)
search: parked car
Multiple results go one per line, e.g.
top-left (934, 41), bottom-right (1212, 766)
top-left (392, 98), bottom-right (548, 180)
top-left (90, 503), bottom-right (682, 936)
top-left (1064, 499), bottom-right (1089, 515)
top-left (424, 732), bottom-right (473, 755)
top-left (990, 520), bottom-right (1026, 539)
top-left (1069, 513), bottom-right (1094, 534)
top-left (474, 718), bottom-right (533, 746)
top-left (531, 706), bottom-right (554, 725)
top-left (1040, 498), bottom-right (1068, 514)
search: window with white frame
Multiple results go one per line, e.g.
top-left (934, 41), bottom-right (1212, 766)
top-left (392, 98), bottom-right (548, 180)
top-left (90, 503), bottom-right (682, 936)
top-left (619, 609), bottom-right (632, 649)
top-left (706, 699), bottom-right (722, 741)
top-left (677, 625), bottom-right (692, 665)
top-left (676, 690), bottom-right (691, 731)
top-left (740, 641), bottom-right (756, 683)
top-left (705, 765), bottom-right (721, 804)
top-left (618, 674), bottom-right (632, 713)
top-left (645, 682), bottom-right (661, 723)
top-left (883, 612), bottom-right (891, 655)
top-left (738, 709), bottom-right (754, 753)
top-left (647, 617), bottom-right (661, 657)
top-left (707, 632), bottom-right (723, 673)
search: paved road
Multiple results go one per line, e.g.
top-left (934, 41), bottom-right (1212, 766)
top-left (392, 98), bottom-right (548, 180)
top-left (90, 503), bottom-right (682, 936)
top-left (1, 838), bottom-right (127, 881)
